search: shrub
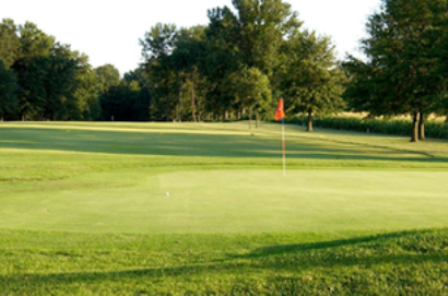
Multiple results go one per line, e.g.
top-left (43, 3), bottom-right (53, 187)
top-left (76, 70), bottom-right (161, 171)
top-left (286, 115), bottom-right (448, 139)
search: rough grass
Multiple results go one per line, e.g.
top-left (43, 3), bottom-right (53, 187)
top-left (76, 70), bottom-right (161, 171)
top-left (1, 121), bottom-right (448, 294)
top-left (1, 229), bottom-right (448, 295)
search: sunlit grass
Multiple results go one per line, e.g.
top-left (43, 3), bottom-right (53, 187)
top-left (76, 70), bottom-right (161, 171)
top-left (0, 121), bottom-right (447, 294)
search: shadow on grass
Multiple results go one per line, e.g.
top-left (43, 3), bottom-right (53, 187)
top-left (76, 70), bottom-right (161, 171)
top-left (2, 229), bottom-right (448, 288)
top-left (1, 127), bottom-right (448, 164)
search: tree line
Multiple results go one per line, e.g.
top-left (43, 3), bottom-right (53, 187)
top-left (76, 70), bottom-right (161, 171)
top-left (137, 0), bottom-right (346, 130)
top-left (1, 0), bottom-right (448, 142)
top-left (0, 19), bottom-right (126, 122)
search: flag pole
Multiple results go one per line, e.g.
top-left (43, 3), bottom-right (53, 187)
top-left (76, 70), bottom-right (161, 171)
top-left (282, 117), bottom-right (286, 177)
top-left (275, 98), bottom-right (286, 177)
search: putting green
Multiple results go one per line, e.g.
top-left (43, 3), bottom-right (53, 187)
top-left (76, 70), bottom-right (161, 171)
top-left (1, 167), bottom-right (448, 233)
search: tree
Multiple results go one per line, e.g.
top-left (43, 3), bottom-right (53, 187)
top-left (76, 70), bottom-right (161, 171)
top-left (183, 66), bottom-right (208, 122)
top-left (140, 23), bottom-right (178, 121)
top-left (101, 81), bottom-right (142, 121)
top-left (199, 0), bottom-right (301, 121)
top-left (228, 0), bottom-right (301, 76)
top-left (230, 67), bottom-right (272, 129)
top-left (202, 7), bottom-right (241, 120)
top-left (11, 22), bottom-right (87, 121)
top-left (0, 19), bottom-right (20, 69)
top-left (123, 68), bottom-right (153, 121)
top-left (344, 0), bottom-right (448, 142)
top-left (0, 19), bottom-right (20, 120)
top-left (171, 26), bottom-right (208, 122)
top-left (0, 60), bottom-right (18, 120)
top-left (13, 57), bottom-right (46, 120)
top-left (280, 30), bottom-right (346, 132)
top-left (42, 44), bottom-right (80, 120)
top-left (12, 22), bottom-right (55, 120)
top-left (13, 43), bottom-right (80, 121)
top-left (135, 1), bottom-right (307, 123)
top-left (95, 64), bottom-right (120, 94)
top-left (73, 53), bottom-right (101, 120)
top-left (19, 22), bottom-right (54, 59)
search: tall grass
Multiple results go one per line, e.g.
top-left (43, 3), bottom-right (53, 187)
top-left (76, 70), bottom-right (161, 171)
top-left (288, 115), bottom-right (448, 139)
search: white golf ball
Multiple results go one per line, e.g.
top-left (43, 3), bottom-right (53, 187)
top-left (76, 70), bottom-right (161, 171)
top-left (166, 192), bottom-right (170, 196)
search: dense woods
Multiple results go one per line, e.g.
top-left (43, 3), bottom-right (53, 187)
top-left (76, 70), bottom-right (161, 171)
top-left (1, 0), bottom-right (448, 140)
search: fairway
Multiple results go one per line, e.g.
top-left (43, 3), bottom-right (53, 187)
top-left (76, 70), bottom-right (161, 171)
top-left (1, 122), bottom-right (448, 294)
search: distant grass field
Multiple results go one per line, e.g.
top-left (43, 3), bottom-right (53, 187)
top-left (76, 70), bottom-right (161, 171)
top-left (1, 121), bottom-right (448, 294)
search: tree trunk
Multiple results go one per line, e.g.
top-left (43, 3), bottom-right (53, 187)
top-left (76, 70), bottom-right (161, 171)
top-left (411, 112), bottom-right (419, 142)
top-left (22, 114), bottom-right (25, 121)
top-left (418, 112), bottom-right (425, 141)
top-left (191, 82), bottom-right (196, 122)
top-left (165, 70), bottom-right (170, 122)
top-left (249, 108), bottom-right (252, 130)
top-left (1, 115), bottom-right (3, 122)
top-left (165, 97), bottom-right (169, 122)
top-left (307, 109), bottom-right (313, 132)
top-left (255, 111), bottom-right (259, 129)
top-left (178, 75), bottom-right (182, 122)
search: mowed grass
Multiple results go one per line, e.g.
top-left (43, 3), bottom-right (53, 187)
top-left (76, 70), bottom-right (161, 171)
top-left (1, 121), bottom-right (448, 294)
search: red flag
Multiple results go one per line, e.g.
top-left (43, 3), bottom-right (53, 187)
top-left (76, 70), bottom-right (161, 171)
top-left (275, 98), bottom-right (285, 121)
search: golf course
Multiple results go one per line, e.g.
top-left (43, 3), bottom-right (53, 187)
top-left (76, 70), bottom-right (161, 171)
top-left (0, 121), bottom-right (447, 294)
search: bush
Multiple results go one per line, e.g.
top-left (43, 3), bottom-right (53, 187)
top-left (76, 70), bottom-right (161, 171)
top-left (286, 115), bottom-right (448, 139)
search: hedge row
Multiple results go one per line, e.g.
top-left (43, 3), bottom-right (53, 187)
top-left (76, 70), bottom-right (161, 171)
top-left (287, 115), bottom-right (448, 140)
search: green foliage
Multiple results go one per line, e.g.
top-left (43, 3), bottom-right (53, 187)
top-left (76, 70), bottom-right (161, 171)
top-left (101, 80), bottom-right (151, 121)
top-left (13, 43), bottom-right (80, 120)
top-left (181, 66), bottom-right (209, 121)
top-left (140, 23), bottom-right (179, 121)
top-left (95, 64), bottom-right (120, 94)
top-left (229, 67), bottom-right (272, 125)
top-left (279, 30), bottom-right (346, 124)
top-left (288, 115), bottom-right (448, 139)
top-left (42, 44), bottom-right (80, 120)
top-left (343, 0), bottom-right (448, 139)
top-left (138, 1), bottom-right (309, 123)
top-left (140, 23), bottom-right (178, 61)
top-left (201, 7), bottom-right (241, 117)
top-left (0, 19), bottom-right (20, 69)
top-left (73, 53), bottom-right (101, 121)
top-left (136, 0), bottom-right (348, 124)
top-left (2, 21), bottom-right (101, 121)
top-left (0, 60), bottom-right (18, 119)
top-left (6, 0), bottom-right (448, 126)
top-left (18, 22), bottom-right (55, 59)
top-left (228, 0), bottom-right (301, 76)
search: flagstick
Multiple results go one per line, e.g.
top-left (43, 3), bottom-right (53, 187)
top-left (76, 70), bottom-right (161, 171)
top-left (282, 117), bottom-right (286, 177)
